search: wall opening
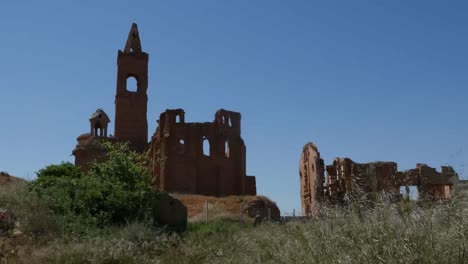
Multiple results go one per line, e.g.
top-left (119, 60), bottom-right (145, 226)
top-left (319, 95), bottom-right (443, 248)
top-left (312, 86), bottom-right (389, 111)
top-left (400, 186), bottom-right (418, 200)
top-left (126, 76), bottom-right (138, 92)
top-left (176, 115), bottom-right (181, 123)
top-left (93, 124), bottom-right (102, 136)
top-left (177, 139), bottom-right (185, 154)
top-left (203, 137), bottom-right (210, 157)
top-left (225, 140), bottom-right (230, 158)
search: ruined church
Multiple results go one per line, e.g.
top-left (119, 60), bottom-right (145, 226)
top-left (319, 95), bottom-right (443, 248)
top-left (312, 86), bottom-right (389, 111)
top-left (73, 23), bottom-right (256, 197)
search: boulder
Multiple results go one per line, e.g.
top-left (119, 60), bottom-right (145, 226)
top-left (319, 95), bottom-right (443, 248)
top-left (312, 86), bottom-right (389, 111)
top-left (153, 193), bottom-right (187, 232)
top-left (243, 196), bottom-right (281, 221)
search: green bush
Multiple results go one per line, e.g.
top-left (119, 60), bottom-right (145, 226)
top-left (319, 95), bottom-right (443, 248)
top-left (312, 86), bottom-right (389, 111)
top-left (29, 142), bottom-right (159, 232)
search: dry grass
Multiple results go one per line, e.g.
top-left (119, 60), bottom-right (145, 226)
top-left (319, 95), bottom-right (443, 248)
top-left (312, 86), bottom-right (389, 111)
top-left (1, 182), bottom-right (468, 263)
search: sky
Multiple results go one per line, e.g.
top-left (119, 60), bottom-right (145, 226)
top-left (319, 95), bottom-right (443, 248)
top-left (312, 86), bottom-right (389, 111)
top-left (0, 0), bottom-right (467, 214)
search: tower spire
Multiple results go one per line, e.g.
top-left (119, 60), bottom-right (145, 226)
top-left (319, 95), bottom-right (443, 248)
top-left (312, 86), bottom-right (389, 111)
top-left (124, 23), bottom-right (142, 53)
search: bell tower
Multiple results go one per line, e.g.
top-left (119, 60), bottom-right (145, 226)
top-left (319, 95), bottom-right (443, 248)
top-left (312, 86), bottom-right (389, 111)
top-left (114, 23), bottom-right (149, 152)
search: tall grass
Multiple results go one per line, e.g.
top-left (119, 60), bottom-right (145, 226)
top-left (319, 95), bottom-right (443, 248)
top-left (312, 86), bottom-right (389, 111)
top-left (2, 182), bottom-right (468, 263)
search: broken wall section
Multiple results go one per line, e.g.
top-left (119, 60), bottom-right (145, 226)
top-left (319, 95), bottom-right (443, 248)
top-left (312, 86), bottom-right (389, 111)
top-left (325, 158), bottom-right (399, 202)
top-left (399, 164), bottom-right (459, 200)
top-left (150, 109), bottom-right (256, 197)
top-left (299, 142), bottom-right (461, 215)
top-left (299, 142), bottom-right (325, 216)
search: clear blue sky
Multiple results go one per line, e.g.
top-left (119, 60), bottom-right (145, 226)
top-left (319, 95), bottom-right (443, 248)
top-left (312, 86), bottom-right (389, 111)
top-left (1, 1), bottom-right (467, 214)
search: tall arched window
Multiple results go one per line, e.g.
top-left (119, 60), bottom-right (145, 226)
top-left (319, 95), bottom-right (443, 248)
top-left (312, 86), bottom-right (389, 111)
top-left (203, 137), bottom-right (210, 157)
top-left (225, 140), bottom-right (230, 158)
top-left (126, 76), bottom-right (138, 92)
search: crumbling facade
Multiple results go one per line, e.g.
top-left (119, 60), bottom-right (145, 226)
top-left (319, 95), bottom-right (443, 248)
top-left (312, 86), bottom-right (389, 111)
top-left (149, 109), bottom-right (256, 196)
top-left (398, 164), bottom-right (459, 200)
top-left (300, 142), bottom-right (460, 216)
top-left (299, 143), bottom-right (325, 216)
top-left (325, 158), bottom-right (399, 202)
top-left (72, 23), bottom-right (256, 197)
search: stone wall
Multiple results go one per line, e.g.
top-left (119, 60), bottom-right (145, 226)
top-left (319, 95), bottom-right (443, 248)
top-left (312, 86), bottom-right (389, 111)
top-left (325, 158), bottom-right (399, 202)
top-left (299, 142), bottom-right (325, 216)
top-left (300, 142), bottom-right (460, 215)
top-left (150, 109), bottom-right (256, 197)
top-left (114, 24), bottom-right (149, 153)
top-left (72, 133), bottom-right (109, 171)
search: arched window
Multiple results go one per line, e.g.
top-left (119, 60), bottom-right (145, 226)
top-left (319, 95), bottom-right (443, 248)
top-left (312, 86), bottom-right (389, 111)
top-left (203, 137), bottom-right (210, 157)
top-left (126, 76), bottom-right (138, 92)
top-left (225, 140), bottom-right (230, 158)
top-left (94, 123), bottom-right (102, 136)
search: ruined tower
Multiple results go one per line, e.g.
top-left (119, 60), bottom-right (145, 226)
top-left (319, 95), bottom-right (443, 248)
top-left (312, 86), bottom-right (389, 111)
top-left (114, 23), bottom-right (149, 152)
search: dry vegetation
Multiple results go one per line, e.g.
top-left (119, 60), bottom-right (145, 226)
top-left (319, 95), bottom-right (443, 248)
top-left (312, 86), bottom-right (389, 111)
top-left (0, 181), bottom-right (467, 263)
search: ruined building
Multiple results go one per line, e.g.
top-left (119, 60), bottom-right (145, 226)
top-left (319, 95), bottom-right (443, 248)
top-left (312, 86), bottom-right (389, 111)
top-left (149, 109), bottom-right (256, 196)
top-left (73, 23), bottom-right (256, 197)
top-left (300, 142), bottom-right (459, 216)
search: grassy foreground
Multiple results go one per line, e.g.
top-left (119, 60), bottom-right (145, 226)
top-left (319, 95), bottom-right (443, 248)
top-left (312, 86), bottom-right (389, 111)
top-left (1, 182), bottom-right (468, 263)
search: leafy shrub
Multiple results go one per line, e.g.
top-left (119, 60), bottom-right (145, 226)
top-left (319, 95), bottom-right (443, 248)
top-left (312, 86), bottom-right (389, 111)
top-left (29, 142), bottom-right (159, 232)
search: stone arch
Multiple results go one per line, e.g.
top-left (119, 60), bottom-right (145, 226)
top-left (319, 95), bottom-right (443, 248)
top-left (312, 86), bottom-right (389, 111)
top-left (126, 75), bottom-right (138, 92)
top-left (224, 140), bottom-right (230, 158)
top-left (203, 137), bottom-right (211, 157)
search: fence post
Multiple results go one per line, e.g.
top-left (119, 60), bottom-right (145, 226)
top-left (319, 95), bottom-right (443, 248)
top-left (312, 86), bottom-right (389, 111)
top-left (205, 200), bottom-right (209, 224)
top-left (293, 209), bottom-right (295, 218)
top-left (268, 207), bottom-right (271, 221)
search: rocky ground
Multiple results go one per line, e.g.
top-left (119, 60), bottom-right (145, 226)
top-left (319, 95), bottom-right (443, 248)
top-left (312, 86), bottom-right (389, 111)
top-left (0, 172), bottom-right (24, 186)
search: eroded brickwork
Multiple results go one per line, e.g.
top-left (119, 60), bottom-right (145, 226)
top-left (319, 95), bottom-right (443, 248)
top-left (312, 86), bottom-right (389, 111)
top-left (300, 142), bottom-right (460, 216)
top-left (325, 159), bottom-right (399, 201)
top-left (73, 109), bottom-right (112, 171)
top-left (299, 142), bottom-right (325, 216)
top-left (73, 23), bottom-right (256, 197)
top-left (114, 23), bottom-right (149, 152)
top-left (149, 109), bottom-right (256, 197)
top-left (399, 164), bottom-right (459, 200)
